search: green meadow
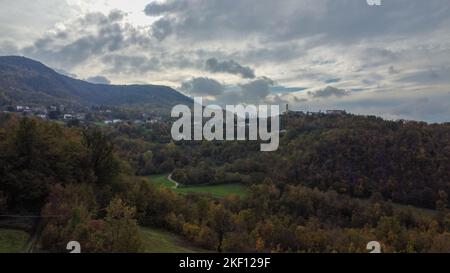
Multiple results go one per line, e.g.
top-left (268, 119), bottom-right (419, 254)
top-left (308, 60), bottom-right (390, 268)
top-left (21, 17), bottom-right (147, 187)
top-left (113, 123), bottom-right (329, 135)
top-left (0, 229), bottom-right (30, 253)
top-left (140, 227), bottom-right (204, 253)
top-left (147, 174), bottom-right (248, 198)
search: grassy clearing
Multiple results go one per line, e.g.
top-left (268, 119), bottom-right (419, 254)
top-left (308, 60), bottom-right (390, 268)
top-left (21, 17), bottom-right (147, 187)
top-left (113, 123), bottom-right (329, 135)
top-left (147, 174), bottom-right (248, 198)
top-left (0, 228), bottom-right (30, 253)
top-left (93, 121), bottom-right (108, 127)
top-left (149, 174), bottom-right (178, 188)
top-left (140, 227), bottom-right (204, 253)
top-left (176, 183), bottom-right (248, 198)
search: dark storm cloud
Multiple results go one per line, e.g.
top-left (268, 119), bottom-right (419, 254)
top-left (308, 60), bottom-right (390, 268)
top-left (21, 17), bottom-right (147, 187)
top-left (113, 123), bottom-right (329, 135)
top-left (180, 76), bottom-right (276, 105)
top-left (144, 0), bottom-right (450, 43)
top-left (217, 77), bottom-right (275, 104)
top-left (205, 58), bottom-right (255, 79)
top-left (308, 86), bottom-right (350, 98)
top-left (144, 1), bottom-right (188, 16)
top-left (108, 10), bottom-right (126, 22)
top-left (151, 18), bottom-right (173, 41)
top-left (144, 0), bottom-right (282, 41)
top-left (239, 77), bottom-right (274, 101)
top-left (86, 75), bottom-right (111, 84)
top-left (21, 11), bottom-right (145, 68)
top-left (180, 77), bottom-right (225, 96)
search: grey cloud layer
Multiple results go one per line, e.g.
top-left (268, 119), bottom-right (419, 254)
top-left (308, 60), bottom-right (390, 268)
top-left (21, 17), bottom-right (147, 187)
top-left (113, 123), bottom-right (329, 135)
top-left (180, 76), bottom-right (275, 105)
top-left (144, 0), bottom-right (450, 43)
top-left (22, 11), bottom-right (137, 68)
top-left (217, 77), bottom-right (275, 105)
top-left (1, 1), bottom-right (450, 122)
top-left (180, 77), bottom-right (225, 96)
top-left (308, 86), bottom-right (350, 98)
top-left (205, 58), bottom-right (255, 79)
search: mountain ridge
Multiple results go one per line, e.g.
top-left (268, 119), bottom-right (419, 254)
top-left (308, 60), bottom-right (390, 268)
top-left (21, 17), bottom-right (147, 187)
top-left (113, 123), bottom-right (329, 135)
top-left (0, 56), bottom-right (192, 108)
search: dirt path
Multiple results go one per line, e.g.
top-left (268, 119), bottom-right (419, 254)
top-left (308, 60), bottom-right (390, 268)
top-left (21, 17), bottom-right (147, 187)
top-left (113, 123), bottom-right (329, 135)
top-left (167, 173), bottom-right (180, 189)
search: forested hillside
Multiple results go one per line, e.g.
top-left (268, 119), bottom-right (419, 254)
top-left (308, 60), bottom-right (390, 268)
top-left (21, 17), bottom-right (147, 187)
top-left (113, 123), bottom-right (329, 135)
top-left (85, 112), bottom-right (450, 211)
top-left (1, 113), bottom-right (450, 253)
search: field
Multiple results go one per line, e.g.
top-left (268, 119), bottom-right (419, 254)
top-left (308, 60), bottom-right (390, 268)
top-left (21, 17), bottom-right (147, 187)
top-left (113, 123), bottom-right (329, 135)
top-left (149, 174), bottom-right (178, 188)
top-left (93, 121), bottom-right (108, 127)
top-left (0, 229), bottom-right (30, 253)
top-left (147, 174), bottom-right (248, 198)
top-left (140, 227), bottom-right (204, 253)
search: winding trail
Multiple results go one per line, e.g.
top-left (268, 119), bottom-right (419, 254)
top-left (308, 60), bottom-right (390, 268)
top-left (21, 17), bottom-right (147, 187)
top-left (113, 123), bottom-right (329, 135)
top-left (167, 173), bottom-right (180, 189)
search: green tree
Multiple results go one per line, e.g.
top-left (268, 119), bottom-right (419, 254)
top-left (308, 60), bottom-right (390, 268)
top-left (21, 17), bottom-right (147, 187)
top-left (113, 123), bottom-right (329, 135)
top-left (105, 197), bottom-right (142, 253)
top-left (208, 204), bottom-right (233, 253)
top-left (83, 129), bottom-right (120, 186)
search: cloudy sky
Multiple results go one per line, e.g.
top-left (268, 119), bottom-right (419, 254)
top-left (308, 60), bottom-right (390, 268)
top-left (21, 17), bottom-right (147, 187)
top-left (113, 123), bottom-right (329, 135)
top-left (1, 0), bottom-right (450, 122)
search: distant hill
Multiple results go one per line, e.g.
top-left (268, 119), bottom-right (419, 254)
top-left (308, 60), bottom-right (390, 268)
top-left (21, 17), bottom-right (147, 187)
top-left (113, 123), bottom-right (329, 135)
top-left (0, 56), bottom-right (192, 109)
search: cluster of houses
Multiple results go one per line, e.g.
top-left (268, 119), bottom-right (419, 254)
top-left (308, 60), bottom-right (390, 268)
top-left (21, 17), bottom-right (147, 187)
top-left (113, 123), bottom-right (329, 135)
top-left (103, 119), bottom-right (123, 125)
top-left (1, 103), bottom-right (166, 126)
top-left (62, 113), bottom-right (86, 121)
top-left (103, 113), bottom-right (162, 125)
top-left (2, 104), bottom-right (87, 122)
top-left (286, 110), bottom-right (347, 117)
top-left (285, 105), bottom-right (346, 116)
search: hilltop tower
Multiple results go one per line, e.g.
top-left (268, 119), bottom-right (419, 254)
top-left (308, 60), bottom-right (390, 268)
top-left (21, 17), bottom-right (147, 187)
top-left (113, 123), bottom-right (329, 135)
top-left (285, 104), bottom-right (289, 126)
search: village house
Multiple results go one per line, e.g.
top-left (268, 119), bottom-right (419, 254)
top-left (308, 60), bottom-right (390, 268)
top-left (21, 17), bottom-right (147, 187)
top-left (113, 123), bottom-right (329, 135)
top-left (63, 114), bottom-right (74, 120)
